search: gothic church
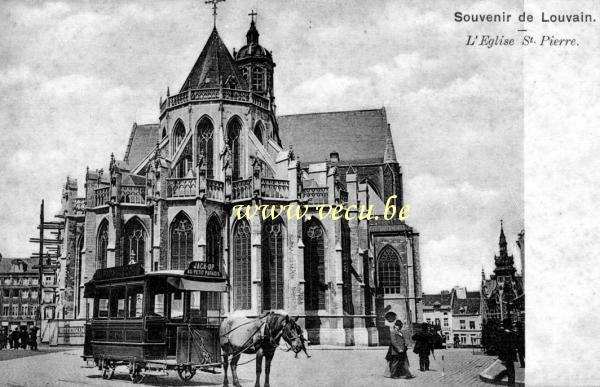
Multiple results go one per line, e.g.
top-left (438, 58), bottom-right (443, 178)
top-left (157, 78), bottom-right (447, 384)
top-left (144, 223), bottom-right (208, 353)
top-left (56, 14), bottom-right (422, 346)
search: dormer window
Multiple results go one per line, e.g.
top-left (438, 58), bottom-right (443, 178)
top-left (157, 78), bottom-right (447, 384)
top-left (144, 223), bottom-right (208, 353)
top-left (251, 67), bottom-right (264, 92)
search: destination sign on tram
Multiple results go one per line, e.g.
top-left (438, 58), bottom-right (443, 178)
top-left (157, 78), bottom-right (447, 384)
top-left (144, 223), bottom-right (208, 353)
top-left (185, 261), bottom-right (221, 277)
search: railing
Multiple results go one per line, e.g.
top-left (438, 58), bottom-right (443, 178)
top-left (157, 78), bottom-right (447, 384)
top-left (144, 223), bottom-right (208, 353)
top-left (222, 88), bottom-right (250, 102)
top-left (167, 178), bottom-right (196, 198)
top-left (206, 179), bottom-right (225, 201)
top-left (73, 198), bottom-right (86, 214)
top-left (261, 178), bottom-right (289, 199)
top-left (252, 94), bottom-right (269, 109)
top-left (304, 187), bottom-right (329, 205)
top-left (161, 88), bottom-right (269, 114)
top-left (121, 185), bottom-right (145, 204)
top-left (94, 187), bottom-right (110, 207)
top-left (232, 179), bottom-right (252, 200)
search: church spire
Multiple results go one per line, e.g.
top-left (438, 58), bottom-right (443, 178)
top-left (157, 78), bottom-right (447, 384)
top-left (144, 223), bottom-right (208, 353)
top-left (499, 219), bottom-right (507, 258)
top-left (246, 10), bottom-right (259, 44)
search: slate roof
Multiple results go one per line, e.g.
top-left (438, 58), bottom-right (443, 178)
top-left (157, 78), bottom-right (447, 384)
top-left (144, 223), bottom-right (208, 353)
top-left (278, 108), bottom-right (396, 165)
top-left (124, 123), bottom-right (160, 170)
top-left (423, 292), bottom-right (452, 309)
top-left (180, 28), bottom-right (248, 92)
top-left (452, 292), bottom-right (481, 315)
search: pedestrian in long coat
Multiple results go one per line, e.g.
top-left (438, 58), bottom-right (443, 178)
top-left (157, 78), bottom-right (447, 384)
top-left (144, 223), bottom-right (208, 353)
top-left (29, 328), bottom-right (38, 351)
top-left (412, 323), bottom-right (433, 371)
top-left (20, 329), bottom-right (28, 349)
top-left (385, 320), bottom-right (415, 379)
top-left (0, 331), bottom-right (5, 350)
top-left (10, 329), bottom-right (19, 349)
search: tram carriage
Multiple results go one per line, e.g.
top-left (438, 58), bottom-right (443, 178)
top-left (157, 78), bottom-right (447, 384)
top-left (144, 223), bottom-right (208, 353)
top-left (83, 262), bottom-right (227, 383)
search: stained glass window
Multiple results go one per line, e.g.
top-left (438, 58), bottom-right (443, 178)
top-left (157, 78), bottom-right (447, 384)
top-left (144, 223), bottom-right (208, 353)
top-left (233, 220), bottom-right (251, 310)
top-left (97, 221), bottom-right (108, 269)
top-left (262, 220), bottom-right (284, 310)
top-left (123, 218), bottom-right (145, 267)
top-left (227, 118), bottom-right (242, 180)
top-left (197, 118), bottom-right (214, 179)
top-left (170, 213), bottom-right (193, 270)
top-left (303, 219), bottom-right (325, 310)
top-left (377, 245), bottom-right (401, 294)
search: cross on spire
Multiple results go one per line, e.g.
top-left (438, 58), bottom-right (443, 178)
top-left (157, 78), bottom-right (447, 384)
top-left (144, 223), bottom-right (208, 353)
top-left (205, 0), bottom-right (226, 27)
top-left (248, 9), bottom-right (257, 23)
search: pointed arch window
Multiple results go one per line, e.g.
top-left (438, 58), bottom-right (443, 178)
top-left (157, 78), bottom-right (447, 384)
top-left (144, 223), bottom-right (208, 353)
top-left (174, 139), bottom-right (193, 178)
top-left (97, 221), bottom-right (108, 269)
top-left (262, 219), bottom-right (284, 311)
top-left (170, 213), bottom-right (193, 270)
top-left (233, 220), bottom-right (251, 310)
top-left (341, 219), bottom-right (353, 314)
top-left (173, 121), bottom-right (186, 153)
top-left (377, 245), bottom-right (401, 294)
top-left (123, 218), bottom-right (146, 267)
top-left (303, 218), bottom-right (325, 310)
top-left (227, 118), bottom-right (242, 180)
top-left (253, 123), bottom-right (264, 145)
top-left (197, 118), bottom-right (214, 179)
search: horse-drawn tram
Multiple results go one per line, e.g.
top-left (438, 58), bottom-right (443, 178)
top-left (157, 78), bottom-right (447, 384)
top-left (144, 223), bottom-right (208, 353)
top-left (83, 262), bottom-right (227, 383)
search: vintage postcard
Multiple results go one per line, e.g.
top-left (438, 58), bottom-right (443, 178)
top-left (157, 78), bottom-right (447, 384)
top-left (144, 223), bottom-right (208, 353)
top-left (0, 0), bottom-right (597, 386)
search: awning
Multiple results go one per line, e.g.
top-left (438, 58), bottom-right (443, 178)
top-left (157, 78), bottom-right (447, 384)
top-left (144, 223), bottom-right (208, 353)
top-left (166, 276), bottom-right (228, 292)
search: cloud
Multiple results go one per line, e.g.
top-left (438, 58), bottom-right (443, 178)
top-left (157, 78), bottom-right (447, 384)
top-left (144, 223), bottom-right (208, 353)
top-left (0, 0), bottom-right (523, 298)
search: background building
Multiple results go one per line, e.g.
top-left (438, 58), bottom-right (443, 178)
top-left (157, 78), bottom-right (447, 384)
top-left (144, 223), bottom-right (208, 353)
top-left (55, 15), bottom-right (422, 346)
top-left (422, 290), bottom-right (452, 343)
top-left (0, 257), bottom-right (57, 335)
top-left (481, 223), bottom-right (525, 324)
top-left (423, 286), bottom-right (482, 348)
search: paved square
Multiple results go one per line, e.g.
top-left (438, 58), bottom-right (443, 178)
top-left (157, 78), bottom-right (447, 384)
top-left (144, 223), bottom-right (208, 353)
top-left (0, 347), bottom-right (495, 386)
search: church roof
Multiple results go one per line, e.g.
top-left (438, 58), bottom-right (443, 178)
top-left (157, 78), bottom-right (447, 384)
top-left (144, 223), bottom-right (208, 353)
top-left (278, 108), bottom-right (394, 164)
top-left (180, 28), bottom-right (248, 92)
top-left (124, 123), bottom-right (160, 170)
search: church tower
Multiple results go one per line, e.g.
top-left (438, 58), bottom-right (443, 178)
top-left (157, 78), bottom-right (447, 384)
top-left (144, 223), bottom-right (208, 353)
top-left (235, 12), bottom-right (276, 101)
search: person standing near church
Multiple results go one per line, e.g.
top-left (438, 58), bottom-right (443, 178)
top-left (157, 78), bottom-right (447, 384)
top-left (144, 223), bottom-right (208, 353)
top-left (495, 319), bottom-right (517, 386)
top-left (412, 323), bottom-right (434, 371)
top-left (385, 320), bottom-right (415, 379)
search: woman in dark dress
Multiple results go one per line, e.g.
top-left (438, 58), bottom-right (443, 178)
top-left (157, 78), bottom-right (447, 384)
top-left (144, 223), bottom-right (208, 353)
top-left (385, 320), bottom-right (415, 379)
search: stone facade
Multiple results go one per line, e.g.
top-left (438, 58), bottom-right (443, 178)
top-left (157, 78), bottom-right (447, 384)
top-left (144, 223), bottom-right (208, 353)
top-left (57, 17), bottom-right (422, 346)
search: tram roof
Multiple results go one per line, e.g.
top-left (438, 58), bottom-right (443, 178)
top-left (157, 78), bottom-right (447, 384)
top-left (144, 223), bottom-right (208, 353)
top-left (84, 265), bottom-right (228, 297)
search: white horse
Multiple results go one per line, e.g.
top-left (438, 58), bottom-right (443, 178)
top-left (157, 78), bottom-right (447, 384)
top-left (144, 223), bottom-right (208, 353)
top-left (220, 311), bottom-right (305, 387)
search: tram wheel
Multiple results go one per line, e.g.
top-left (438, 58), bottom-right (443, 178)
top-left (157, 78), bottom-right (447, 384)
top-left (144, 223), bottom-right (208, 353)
top-left (177, 366), bottom-right (196, 382)
top-left (102, 360), bottom-right (115, 380)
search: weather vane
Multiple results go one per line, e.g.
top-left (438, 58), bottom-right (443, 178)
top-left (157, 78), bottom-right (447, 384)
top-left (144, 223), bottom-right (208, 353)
top-left (205, 0), bottom-right (226, 27)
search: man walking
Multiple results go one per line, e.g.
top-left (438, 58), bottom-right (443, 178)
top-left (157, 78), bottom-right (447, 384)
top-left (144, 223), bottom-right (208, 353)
top-left (495, 319), bottom-right (517, 386)
top-left (412, 323), bottom-right (434, 371)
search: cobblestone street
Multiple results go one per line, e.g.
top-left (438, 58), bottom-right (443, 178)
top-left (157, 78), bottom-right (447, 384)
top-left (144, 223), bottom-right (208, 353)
top-left (0, 347), bottom-right (495, 386)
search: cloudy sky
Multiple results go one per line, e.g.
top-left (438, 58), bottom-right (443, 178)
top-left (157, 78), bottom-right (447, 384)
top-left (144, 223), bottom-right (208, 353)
top-left (0, 0), bottom-right (523, 293)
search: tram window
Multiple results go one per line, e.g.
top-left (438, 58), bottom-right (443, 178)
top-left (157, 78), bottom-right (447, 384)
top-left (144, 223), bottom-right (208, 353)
top-left (95, 287), bottom-right (109, 319)
top-left (146, 292), bottom-right (165, 317)
top-left (170, 291), bottom-right (183, 319)
top-left (189, 291), bottom-right (207, 323)
top-left (109, 287), bottom-right (126, 319)
top-left (127, 285), bottom-right (144, 318)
